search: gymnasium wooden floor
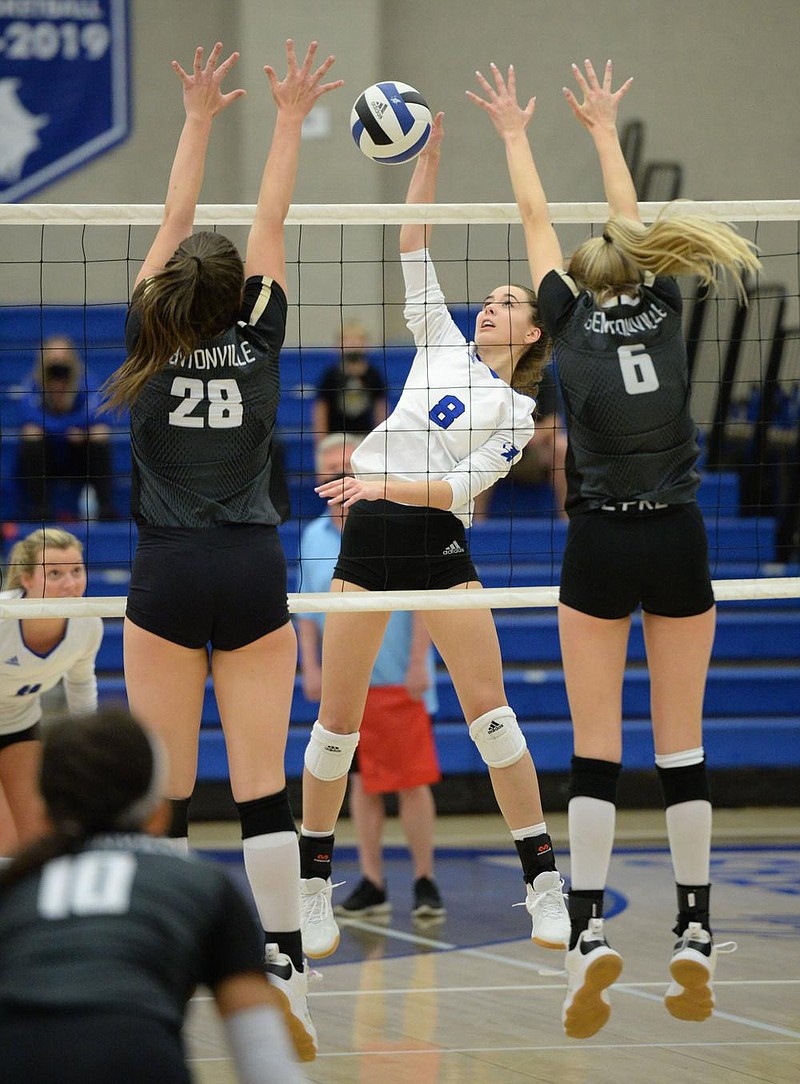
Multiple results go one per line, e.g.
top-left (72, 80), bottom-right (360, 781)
top-left (186, 809), bottom-right (799, 1083)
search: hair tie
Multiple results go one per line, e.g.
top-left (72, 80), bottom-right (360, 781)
top-left (602, 230), bottom-right (613, 243)
top-left (192, 255), bottom-right (202, 271)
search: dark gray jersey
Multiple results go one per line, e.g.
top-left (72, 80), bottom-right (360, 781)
top-left (0, 835), bottom-right (263, 1029)
top-left (126, 276), bottom-right (288, 527)
top-left (538, 270), bottom-right (700, 514)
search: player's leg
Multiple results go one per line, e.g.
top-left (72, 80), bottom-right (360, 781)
top-left (0, 737), bottom-right (45, 845)
top-left (643, 605), bottom-right (719, 1021)
top-left (300, 585), bottom-right (390, 956)
top-left (557, 601), bottom-right (629, 1037)
top-left (212, 623), bottom-right (302, 963)
top-left (212, 621), bottom-right (318, 1057)
top-left (123, 618), bottom-right (207, 849)
top-left (424, 591), bottom-right (568, 947)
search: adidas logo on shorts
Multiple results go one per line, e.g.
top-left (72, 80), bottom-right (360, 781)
top-left (442, 540), bottom-right (465, 556)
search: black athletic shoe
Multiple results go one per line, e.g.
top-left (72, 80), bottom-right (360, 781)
top-left (333, 877), bottom-right (391, 917)
top-left (412, 876), bottom-right (446, 919)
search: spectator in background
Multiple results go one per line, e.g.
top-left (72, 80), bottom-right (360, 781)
top-left (312, 322), bottom-right (387, 443)
top-left (473, 363), bottom-right (568, 521)
top-left (296, 433), bottom-right (444, 923)
top-left (16, 336), bottom-right (118, 521)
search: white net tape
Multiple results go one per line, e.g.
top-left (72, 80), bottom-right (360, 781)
top-left (2, 200), bottom-right (800, 226)
top-left (3, 578), bottom-right (798, 620)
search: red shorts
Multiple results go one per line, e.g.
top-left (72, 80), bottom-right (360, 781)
top-left (355, 685), bottom-right (441, 795)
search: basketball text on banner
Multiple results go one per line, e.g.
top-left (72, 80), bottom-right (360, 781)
top-left (0, 0), bottom-right (130, 202)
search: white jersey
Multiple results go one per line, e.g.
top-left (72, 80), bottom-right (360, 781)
top-left (0, 590), bottom-right (103, 735)
top-left (351, 248), bottom-right (536, 526)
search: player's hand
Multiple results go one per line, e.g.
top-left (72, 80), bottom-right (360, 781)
top-left (405, 659), bottom-right (431, 700)
top-left (563, 59), bottom-right (633, 134)
top-left (466, 63), bottom-right (535, 139)
top-left (172, 42), bottom-right (246, 119)
top-left (264, 40), bottom-right (344, 122)
top-left (419, 111), bottom-right (445, 159)
top-left (315, 475), bottom-right (384, 508)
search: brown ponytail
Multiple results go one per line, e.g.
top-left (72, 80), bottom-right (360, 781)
top-left (103, 231), bottom-right (244, 411)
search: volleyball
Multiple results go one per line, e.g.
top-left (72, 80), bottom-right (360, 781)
top-left (350, 81), bottom-right (432, 164)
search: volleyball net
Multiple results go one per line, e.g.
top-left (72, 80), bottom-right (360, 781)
top-left (1, 200), bottom-right (799, 619)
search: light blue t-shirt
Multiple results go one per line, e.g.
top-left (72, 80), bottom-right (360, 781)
top-left (296, 513), bottom-right (438, 714)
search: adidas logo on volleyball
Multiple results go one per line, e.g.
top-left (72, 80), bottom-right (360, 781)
top-left (372, 100), bottom-right (388, 118)
top-left (442, 540), bottom-right (465, 555)
top-left (486, 720), bottom-right (504, 734)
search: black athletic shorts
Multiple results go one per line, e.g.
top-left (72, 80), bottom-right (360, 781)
top-left (127, 523), bottom-right (289, 650)
top-left (334, 500), bottom-right (478, 591)
top-left (0, 723), bottom-right (39, 751)
top-left (559, 502), bottom-right (715, 619)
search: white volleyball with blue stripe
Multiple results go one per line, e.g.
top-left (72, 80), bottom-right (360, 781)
top-left (350, 81), bottom-right (432, 164)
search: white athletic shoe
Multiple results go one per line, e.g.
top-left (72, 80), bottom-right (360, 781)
top-left (264, 943), bottom-right (318, 1062)
top-left (524, 871), bottom-right (570, 948)
top-left (562, 918), bottom-right (624, 1039)
top-left (300, 877), bottom-right (341, 958)
top-left (664, 922), bottom-right (736, 1022)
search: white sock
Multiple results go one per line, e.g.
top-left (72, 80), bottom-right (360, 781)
top-left (665, 800), bottom-right (712, 885)
top-left (568, 796), bottom-right (616, 889)
top-left (510, 821), bottom-right (547, 840)
top-left (242, 831), bottom-right (301, 932)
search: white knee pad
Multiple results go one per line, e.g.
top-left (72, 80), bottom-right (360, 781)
top-left (304, 721), bottom-right (360, 781)
top-left (469, 707), bottom-right (527, 769)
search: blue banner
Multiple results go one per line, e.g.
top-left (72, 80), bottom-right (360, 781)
top-left (0, 0), bottom-right (130, 202)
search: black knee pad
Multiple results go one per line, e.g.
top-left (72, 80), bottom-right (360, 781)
top-left (657, 759), bottom-right (710, 808)
top-left (569, 756), bottom-right (622, 803)
top-left (236, 788), bottom-right (297, 840)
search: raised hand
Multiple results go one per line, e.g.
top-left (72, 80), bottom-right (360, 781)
top-left (563, 59), bottom-right (633, 133)
top-left (264, 39), bottom-right (344, 123)
top-left (420, 110), bottom-right (445, 158)
top-left (172, 42), bottom-right (246, 120)
top-left (466, 62), bottom-right (535, 139)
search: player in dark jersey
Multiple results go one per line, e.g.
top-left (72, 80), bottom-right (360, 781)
top-left (0, 706), bottom-right (307, 1082)
top-left (471, 58), bottom-right (760, 1038)
top-left (102, 41), bottom-right (342, 1056)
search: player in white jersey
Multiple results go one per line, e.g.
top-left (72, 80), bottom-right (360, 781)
top-left (0, 528), bottom-right (102, 852)
top-left (299, 114), bottom-right (569, 959)
top-left (471, 57), bottom-right (759, 1038)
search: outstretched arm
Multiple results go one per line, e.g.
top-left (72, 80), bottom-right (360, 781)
top-left (564, 59), bottom-right (637, 221)
top-left (246, 40), bottom-right (343, 288)
top-left (399, 111), bottom-right (445, 254)
top-left (134, 43), bottom-right (245, 289)
top-left (467, 63), bottom-right (562, 293)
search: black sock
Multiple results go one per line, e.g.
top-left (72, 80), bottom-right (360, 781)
top-left (299, 833), bottom-right (335, 882)
top-left (515, 833), bottom-right (557, 882)
top-left (268, 929), bottom-right (304, 974)
top-left (568, 889), bottom-right (605, 949)
top-left (674, 883), bottom-right (711, 936)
